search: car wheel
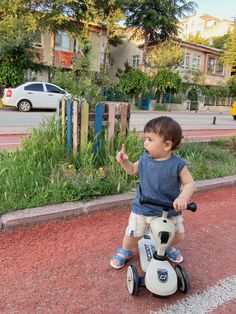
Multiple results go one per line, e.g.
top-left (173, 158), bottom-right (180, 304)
top-left (233, 116), bottom-right (236, 121)
top-left (18, 100), bottom-right (32, 112)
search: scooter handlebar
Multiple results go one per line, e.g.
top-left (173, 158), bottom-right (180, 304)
top-left (139, 196), bottom-right (197, 212)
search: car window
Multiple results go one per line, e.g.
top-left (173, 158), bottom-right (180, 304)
top-left (24, 83), bottom-right (44, 92)
top-left (46, 84), bottom-right (66, 94)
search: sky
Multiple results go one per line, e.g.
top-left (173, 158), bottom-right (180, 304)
top-left (194, 0), bottom-right (236, 21)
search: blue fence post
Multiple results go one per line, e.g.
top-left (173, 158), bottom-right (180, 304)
top-left (67, 97), bottom-right (72, 155)
top-left (94, 103), bottom-right (103, 155)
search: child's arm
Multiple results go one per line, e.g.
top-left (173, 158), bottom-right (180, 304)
top-left (173, 165), bottom-right (195, 211)
top-left (116, 144), bottom-right (139, 176)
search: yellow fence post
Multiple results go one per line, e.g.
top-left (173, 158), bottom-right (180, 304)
top-left (80, 101), bottom-right (89, 151)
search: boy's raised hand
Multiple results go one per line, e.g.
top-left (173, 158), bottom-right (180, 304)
top-left (116, 144), bottom-right (129, 164)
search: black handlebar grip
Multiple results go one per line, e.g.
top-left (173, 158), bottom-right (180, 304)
top-left (186, 202), bottom-right (197, 212)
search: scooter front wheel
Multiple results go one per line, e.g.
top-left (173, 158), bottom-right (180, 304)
top-left (175, 264), bottom-right (190, 293)
top-left (127, 265), bottom-right (139, 295)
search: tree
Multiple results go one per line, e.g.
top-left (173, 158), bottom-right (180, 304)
top-left (118, 69), bottom-right (149, 107)
top-left (227, 76), bottom-right (236, 97)
top-left (0, 1), bottom-right (43, 86)
top-left (220, 27), bottom-right (236, 73)
top-left (94, 0), bottom-right (126, 73)
top-left (210, 34), bottom-right (228, 49)
top-left (125, 0), bottom-right (197, 72)
top-left (152, 68), bottom-right (182, 103)
top-left (186, 33), bottom-right (209, 46)
top-left (149, 40), bottom-right (184, 72)
top-left (0, 35), bottom-right (43, 87)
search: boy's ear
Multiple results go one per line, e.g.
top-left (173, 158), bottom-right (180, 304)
top-left (164, 140), bottom-right (173, 151)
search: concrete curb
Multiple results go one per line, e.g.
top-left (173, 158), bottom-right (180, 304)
top-left (1, 176), bottom-right (236, 231)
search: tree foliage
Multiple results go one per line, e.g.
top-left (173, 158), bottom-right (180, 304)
top-left (152, 68), bottom-right (182, 97)
top-left (125, 0), bottom-right (197, 71)
top-left (210, 34), bottom-right (228, 49)
top-left (118, 69), bottom-right (149, 101)
top-left (149, 40), bottom-right (184, 71)
top-left (0, 1), bottom-right (44, 86)
top-left (220, 27), bottom-right (236, 72)
top-left (227, 76), bottom-right (236, 97)
top-left (186, 33), bottom-right (209, 46)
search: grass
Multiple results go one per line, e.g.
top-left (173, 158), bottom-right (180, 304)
top-left (1, 117), bottom-right (236, 214)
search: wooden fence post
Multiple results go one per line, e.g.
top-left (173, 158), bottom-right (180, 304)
top-left (61, 96), bottom-right (67, 144)
top-left (107, 103), bottom-right (116, 143)
top-left (67, 97), bottom-right (72, 155)
top-left (80, 101), bottom-right (89, 151)
top-left (94, 103), bottom-right (103, 155)
top-left (73, 99), bottom-right (79, 154)
top-left (120, 103), bottom-right (128, 135)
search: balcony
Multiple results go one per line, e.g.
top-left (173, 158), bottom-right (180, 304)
top-left (54, 51), bottom-right (82, 69)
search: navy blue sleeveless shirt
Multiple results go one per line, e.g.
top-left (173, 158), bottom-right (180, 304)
top-left (131, 152), bottom-right (186, 217)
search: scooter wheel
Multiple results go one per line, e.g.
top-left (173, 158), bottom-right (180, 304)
top-left (175, 264), bottom-right (190, 294)
top-left (127, 265), bottom-right (139, 295)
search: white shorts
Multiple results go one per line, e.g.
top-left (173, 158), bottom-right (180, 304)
top-left (125, 212), bottom-right (184, 237)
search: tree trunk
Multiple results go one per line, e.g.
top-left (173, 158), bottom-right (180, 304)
top-left (49, 32), bottom-right (55, 82)
top-left (159, 93), bottom-right (164, 104)
top-left (130, 95), bottom-right (136, 110)
top-left (103, 38), bottom-right (110, 74)
top-left (142, 34), bottom-right (148, 73)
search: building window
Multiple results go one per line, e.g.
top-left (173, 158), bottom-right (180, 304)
top-left (215, 60), bottom-right (223, 74)
top-left (181, 53), bottom-right (190, 69)
top-left (73, 39), bottom-right (81, 53)
top-left (207, 56), bottom-right (223, 74)
top-left (132, 55), bottom-right (140, 68)
top-left (206, 20), bottom-right (216, 27)
top-left (192, 54), bottom-right (201, 71)
top-left (33, 32), bottom-right (42, 47)
top-left (55, 32), bottom-right (70, 52)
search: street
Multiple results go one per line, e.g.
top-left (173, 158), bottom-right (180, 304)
top-left (129, 111), bottom-right (236, 131)
top-left (0, 108), bottom-right (236, 132)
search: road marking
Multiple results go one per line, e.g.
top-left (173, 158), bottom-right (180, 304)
top-left (150, 275), bottom-right (236, 314)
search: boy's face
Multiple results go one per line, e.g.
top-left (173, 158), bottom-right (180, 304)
top-left (144, 132), bottom-right (172, 159)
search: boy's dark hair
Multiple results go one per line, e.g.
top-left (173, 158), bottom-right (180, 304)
top-left (144, 116), bottom-right (183, 150)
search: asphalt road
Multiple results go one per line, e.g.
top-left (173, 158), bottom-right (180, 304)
top-left (0, 108), bottom-right (236, 133)
top-left (129, 111), bottom-right (236, 131)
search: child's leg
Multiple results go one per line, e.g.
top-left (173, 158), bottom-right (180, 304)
top-left (166, 215), bottom-right (185, 263)
top-left (110, 212), bottom-right (146, 269)
top-left (110, 235), bottom-right (142, 269)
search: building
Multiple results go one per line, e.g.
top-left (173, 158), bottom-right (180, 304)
top-left (108, 33), bottom-right (231, 87)
top-left (178, 13), bottom-right (234, 40)
top-left (143, 38), bottom-right (231, 87)
top-left (28, 22), bottom-right (107, 81)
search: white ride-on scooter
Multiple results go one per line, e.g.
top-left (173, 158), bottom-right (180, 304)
top-left (127, 196), bottom-right (197, 297)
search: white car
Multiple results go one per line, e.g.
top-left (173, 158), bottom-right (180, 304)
top-left (2, 82), bottom-right (69, 112)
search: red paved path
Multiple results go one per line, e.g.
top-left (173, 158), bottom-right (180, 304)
top-left (0, 134), bottom-right (28, 151)
top-left (0, 186), bottom-right (235, 314)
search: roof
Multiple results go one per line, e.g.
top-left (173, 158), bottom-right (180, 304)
top-left (138, 37), bottom-right (223, 55)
